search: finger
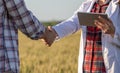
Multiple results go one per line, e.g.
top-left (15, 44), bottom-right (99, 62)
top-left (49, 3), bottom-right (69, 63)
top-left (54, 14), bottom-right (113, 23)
top-left (99, 16), bottom-right (115, 34)
top-left (47, 39), bottom-right (55, 47)
top-left (106, 19), bottom-right (114, 31)
top-left (98, 16), bottom-right (111, 28)
top-left (43, 36), bottom-right (54, 47)
top-left (46, 41), bottom-right (53, 47)
top-left (94, 20), bottom-right (104, 29)
top-left (48, 26), bottom-right (52, 31)
top-left (41, 38), bottom-right (48, 45)
top-left (95, 20), bottom-right (108, 33)
top-left (41, 39), bottom-right (45, 42)
top-left (98, 16), bottom-right (108, 23)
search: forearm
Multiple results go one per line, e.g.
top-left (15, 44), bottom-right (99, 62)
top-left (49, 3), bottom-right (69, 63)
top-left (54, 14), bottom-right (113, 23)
top-left (4, 0), bottom-right (45, 39)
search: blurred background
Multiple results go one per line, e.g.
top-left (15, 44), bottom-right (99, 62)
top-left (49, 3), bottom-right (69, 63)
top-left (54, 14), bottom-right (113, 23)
top-left (19, 0), bottom-right (83, 73)
top-left (24, 0), bottom-right (83, 21)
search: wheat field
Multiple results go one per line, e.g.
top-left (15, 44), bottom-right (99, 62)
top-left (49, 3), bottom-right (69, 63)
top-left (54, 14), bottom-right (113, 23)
top-left (19, 30), bottom-right (81, 73)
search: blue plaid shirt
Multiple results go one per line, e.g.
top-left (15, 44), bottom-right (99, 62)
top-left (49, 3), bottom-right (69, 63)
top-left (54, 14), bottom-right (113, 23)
top-left (0, 0), bottom-right (45, 73)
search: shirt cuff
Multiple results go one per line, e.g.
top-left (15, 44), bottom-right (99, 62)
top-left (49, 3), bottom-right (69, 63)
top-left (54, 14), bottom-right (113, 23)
top-left (52, 26), bottom-right (64, 39)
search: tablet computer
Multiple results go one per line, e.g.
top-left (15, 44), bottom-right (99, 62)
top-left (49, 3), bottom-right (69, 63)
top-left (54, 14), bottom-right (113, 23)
top-left (77, 12), bottom-right (108, 27)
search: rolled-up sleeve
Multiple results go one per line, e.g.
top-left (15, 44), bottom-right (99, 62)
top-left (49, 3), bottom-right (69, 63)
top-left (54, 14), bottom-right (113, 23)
top-left (4, 0), bottom-right (45, 39)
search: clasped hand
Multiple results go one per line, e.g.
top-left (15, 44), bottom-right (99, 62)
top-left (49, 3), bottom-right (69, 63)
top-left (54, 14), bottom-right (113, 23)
top-left (40, 26), bottom-right (57, 46)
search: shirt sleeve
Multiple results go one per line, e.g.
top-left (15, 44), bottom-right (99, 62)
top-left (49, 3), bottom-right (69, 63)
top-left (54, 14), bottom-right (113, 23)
top-left (52, 14), bottom-right (80, 39)
top-left (52, 2), bottom-right (86, 39)
top-left (4, 0), bottom-right (45, 40)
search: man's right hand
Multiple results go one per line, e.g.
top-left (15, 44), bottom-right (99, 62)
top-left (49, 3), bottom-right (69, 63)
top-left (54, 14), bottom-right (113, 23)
top-left (41, 26), bottom-right (58, 46)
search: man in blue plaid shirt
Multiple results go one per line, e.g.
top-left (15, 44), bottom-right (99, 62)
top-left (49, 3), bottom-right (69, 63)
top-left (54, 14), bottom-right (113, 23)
top-left (0, 0), bottom-right (46, 73)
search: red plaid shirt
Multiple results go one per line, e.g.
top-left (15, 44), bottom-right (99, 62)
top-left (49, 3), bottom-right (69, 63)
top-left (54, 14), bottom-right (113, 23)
top-left (83, 2), bottom-right (109, 73)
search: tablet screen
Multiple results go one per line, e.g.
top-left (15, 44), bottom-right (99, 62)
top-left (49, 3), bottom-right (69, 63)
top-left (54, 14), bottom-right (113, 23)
top-left (77, 12), bottom-right (108, 27)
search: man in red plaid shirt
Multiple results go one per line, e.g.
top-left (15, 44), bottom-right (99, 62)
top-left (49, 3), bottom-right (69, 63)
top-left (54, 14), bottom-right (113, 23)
top-left (42, 0), bottom-right (120, 73)
top-left (0, 0), bottom-right (48, 73)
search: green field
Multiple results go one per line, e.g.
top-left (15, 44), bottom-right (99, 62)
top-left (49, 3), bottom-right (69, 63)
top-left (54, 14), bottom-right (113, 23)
top-left (19, 28), bottom-right (81, 73)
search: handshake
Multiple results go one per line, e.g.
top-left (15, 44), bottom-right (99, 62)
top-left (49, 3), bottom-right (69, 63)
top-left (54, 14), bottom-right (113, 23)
top-left (40, 26), bottom-right (58, 46)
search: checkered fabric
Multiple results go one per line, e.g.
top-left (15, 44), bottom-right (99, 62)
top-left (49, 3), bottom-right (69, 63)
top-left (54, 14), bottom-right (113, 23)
top-left (83, 2), bottom-right (110, 73)
top-left (0, 0), bottom-right (45, 73)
